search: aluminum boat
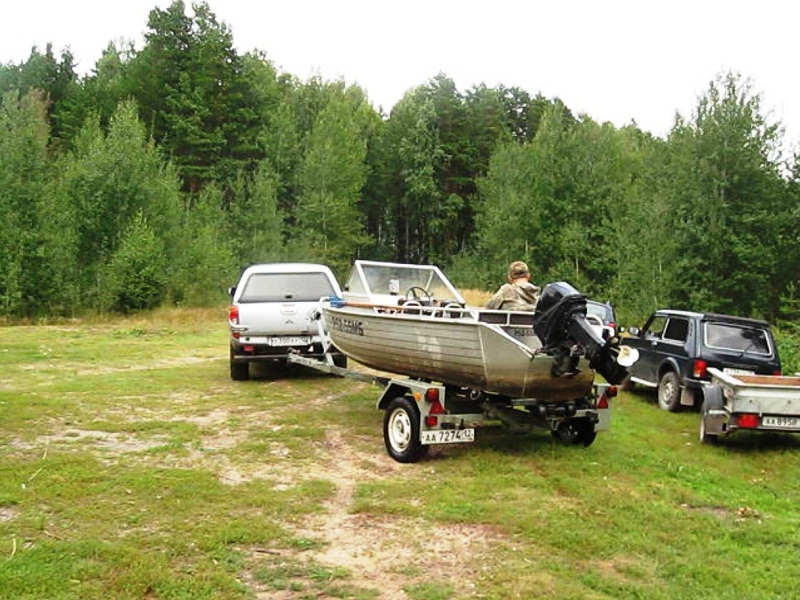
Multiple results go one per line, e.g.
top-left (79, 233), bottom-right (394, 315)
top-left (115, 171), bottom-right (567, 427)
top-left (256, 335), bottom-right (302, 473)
top-left (320, 261), bottom-right (636, 400)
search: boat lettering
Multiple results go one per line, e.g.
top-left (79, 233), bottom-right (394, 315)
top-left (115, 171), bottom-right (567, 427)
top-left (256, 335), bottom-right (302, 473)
top-left (330, 315), bottom-right (364, 336)
top-left (508, 328), bottom-right (534, 337)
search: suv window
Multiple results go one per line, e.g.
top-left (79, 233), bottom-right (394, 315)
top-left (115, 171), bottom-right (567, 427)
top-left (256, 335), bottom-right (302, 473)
top-left (663, 317), bottom-right (689, 342)
top-left (239, 272), bottom-right (337, 303)
top-left (645, 315), bottom-right (668, 338)
top-left (704, 322), bottom-right (771, 354)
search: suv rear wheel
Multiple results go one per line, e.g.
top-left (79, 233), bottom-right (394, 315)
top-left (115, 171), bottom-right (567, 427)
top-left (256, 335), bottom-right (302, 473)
top-left (657, 371), bottom-right (681, 412)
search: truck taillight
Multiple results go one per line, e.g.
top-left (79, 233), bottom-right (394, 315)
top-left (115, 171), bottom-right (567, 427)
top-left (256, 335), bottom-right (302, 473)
top-left (228, 305), bottom-right (239, 324)
top-left (693, 360), bottom-right (707, 378)
top-left (737, 414), bottom-right (759, 429)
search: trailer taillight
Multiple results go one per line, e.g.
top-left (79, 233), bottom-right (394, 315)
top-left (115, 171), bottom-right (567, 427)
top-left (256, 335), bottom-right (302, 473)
top-left (736, 414), bottom-right (759, 429)
top-left (693, 360), bottom-right (707, 378)
top-left (425, 389), bottom-right (445, 427)
top-left (595, 385), bottom-right (616, 410)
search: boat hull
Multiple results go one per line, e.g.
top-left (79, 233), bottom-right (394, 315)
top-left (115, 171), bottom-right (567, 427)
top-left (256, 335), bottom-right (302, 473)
top-left (322, 305), bottom-right (594, 401)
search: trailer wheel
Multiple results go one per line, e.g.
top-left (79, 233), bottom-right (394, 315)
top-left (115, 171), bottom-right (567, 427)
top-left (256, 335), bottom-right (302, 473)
top-left (657, 371), bottom-right (681, 412)
top-left (333, 354), bottom-right (348, 369)
top-left (383, 397), bottom-right (427, 463)
top-left (230, 348), bottom-right (249, 381)
top-left (552, 418), bottom-right (597, 447)
top-left (699, 386), bottom-right (724, 444)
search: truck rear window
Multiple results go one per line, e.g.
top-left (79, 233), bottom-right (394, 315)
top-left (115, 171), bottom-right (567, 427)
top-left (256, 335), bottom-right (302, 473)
top-left (239, 273), bottom-right (336, 302)
top-left (704, 323), bottom-right (771, 355)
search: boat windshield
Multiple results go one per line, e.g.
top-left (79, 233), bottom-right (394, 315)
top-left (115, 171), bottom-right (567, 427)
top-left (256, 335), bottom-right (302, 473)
top-left (346, 261), bottom-right (465, 304)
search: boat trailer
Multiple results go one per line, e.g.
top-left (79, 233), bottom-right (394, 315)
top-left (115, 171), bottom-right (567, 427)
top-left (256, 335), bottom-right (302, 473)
top-left (287, 351), bottom-right (617, 463)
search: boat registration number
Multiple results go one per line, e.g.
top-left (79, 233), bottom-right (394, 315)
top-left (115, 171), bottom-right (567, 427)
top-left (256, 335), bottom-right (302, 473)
top-left (420, 429), bottom-right (475, 445)
top-left (761, 416), bottom-right (800, 429)
top-left (268, 336), bottom-right (311, 347)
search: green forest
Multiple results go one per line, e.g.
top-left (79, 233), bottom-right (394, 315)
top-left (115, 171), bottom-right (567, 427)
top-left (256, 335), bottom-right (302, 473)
top-left (1, 0), bottom-right (799, 330)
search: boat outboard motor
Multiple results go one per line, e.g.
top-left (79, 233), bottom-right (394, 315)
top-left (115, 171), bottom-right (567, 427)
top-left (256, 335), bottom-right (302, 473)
top-left (533, 282), bottom-right (636, 385)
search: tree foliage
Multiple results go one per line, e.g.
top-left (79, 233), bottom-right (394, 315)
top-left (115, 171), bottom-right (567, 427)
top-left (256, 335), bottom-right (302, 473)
top-left (0, 1), bottom-right (797, 324)
top-left (293, 84), bottom-right (371, 275)
top-left (0, 91), bottom-right (51, 316)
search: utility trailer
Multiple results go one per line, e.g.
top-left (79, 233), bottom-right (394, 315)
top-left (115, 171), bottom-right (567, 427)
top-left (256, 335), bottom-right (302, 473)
top-left (700, 367), bottom-right (800, 443)
top-left (287, 352), bottom-right (617, 463)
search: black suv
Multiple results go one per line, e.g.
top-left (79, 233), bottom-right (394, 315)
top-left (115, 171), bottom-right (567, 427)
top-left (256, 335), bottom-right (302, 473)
top-left (624, 310), bottom-right (781, 411)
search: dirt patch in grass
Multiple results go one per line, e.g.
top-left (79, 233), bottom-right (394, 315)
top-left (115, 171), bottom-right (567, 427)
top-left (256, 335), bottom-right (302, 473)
top-left (0, 507), bottom-right (18, 522)
top-left (13, 429), bottom-right (168, 455)
top-left (251, 429), bottom-right (502, 599)
top-left (12, 376), bottom-right (506, 599)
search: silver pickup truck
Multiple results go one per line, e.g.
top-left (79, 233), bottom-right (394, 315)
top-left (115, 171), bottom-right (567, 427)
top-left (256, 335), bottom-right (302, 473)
top-left (227, 263), bottom-right (346, 380)
top-left (700, 368), bottom-right (800, 443)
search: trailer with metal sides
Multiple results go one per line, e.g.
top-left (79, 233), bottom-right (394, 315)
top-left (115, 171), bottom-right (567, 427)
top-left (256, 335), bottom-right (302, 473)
top-left (700, 367), bottom-right (800, 443)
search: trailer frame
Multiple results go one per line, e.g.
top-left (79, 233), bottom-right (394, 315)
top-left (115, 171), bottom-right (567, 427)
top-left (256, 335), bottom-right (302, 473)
top-left (287, 352), bottom-right (615, 463)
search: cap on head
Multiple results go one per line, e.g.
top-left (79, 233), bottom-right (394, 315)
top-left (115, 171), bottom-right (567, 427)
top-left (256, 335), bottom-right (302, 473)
top-left (508, 260), bottom-right (530, 280)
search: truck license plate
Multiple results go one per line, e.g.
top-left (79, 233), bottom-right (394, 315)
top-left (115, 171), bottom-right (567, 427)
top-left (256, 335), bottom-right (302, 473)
top-left (420, 429), bottom-right (475, 445)
top-left (268, 336), bottom-right (311, 347)
top-left (761, 416), bottom-right (800, 430)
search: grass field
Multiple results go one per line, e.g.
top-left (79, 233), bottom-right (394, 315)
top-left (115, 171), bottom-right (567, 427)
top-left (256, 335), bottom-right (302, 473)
top-left (1, 308), bottom-right (799, 599)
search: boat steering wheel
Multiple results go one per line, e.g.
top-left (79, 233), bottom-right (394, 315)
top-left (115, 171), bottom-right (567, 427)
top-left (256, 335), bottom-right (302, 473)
top-left (405, 286), bottom-right (433, 305)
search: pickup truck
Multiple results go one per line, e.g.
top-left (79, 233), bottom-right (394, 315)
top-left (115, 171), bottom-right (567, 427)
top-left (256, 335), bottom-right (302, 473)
top-left (227, 263), bottom-right (346, 380)
top-left (700, 368), bottom-right (800, 443)
top-left (623, 310), bottom-right (782, 411)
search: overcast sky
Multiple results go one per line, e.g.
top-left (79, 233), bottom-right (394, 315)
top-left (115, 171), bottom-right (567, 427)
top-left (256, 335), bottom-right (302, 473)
top-left (4, 0), bottom-right (799, 147)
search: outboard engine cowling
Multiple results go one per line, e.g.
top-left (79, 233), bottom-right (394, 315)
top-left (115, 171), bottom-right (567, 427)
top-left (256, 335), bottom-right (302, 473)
top-left (534, 282), bottom-right (635, 385)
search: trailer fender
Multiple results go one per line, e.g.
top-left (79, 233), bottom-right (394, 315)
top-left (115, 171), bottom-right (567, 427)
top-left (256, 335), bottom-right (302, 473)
top-left (700, 384), bottom-right (727, 436)
top-left (376, 380), bottom-right (445, 412)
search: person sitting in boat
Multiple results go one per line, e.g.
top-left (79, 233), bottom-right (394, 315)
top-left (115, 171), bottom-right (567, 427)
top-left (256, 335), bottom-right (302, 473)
top-left (485, 261), bottom-right (541, 311)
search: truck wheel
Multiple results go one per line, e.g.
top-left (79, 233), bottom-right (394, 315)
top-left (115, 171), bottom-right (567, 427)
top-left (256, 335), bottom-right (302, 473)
top-left (383, 397), bottom-right (427, 463)
top-left (551, 419), bottom-right (597, 447)
top-left (230, 348), bottom-right (249, 381)
top-left (657, 371), bottom-right (681, 412)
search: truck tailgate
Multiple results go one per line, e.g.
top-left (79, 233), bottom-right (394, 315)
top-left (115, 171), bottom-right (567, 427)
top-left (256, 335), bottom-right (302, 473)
top-left (236, 302), bottom-right (317, 337)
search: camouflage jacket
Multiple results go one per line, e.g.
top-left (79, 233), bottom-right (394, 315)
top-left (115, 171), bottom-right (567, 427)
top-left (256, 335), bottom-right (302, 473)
top-left (485, 281), bottom-right (541, 311)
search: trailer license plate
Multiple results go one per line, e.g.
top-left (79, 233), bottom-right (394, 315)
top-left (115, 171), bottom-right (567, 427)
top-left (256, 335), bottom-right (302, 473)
top-left (421, 429), bottom-right (475, 445)
top-left (268, 336), bottom-right (311, 347)
top-left (761, 416), bottom-right (800, 429)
